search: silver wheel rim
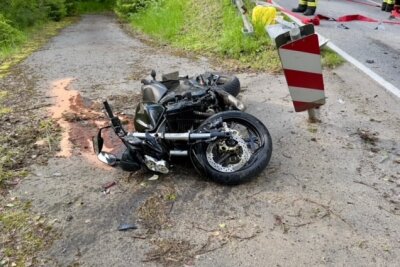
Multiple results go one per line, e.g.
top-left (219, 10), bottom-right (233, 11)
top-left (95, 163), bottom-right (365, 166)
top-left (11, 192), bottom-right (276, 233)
top-left (205, 133), bottom-right (252, 173)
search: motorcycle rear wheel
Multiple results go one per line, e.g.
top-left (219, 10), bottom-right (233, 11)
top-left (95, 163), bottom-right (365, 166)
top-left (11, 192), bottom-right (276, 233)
top-left (214, 73), bottom-right (241, 97)
top-left (194, 72), bottom-right (240, 97)
top-left (190, 111), bottom-right (272, 185)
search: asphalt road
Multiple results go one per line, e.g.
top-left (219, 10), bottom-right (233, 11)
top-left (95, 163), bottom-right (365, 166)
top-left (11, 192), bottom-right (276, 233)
top-left (274, 0), bottom-right (400, 91)
top-left (8, 14), bottom-right (400, 266)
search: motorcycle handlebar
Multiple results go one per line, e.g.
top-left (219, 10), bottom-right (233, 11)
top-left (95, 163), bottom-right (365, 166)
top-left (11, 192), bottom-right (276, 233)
top-left (103, 101), bottom-right (114, 118)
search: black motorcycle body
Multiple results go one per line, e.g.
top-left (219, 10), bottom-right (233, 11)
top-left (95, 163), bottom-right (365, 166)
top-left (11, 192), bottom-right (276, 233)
top-left (93, 71), bottom-right (272, 185)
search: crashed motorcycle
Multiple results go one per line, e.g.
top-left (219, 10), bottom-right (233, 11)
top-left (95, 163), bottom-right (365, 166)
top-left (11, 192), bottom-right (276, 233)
top-left (93, 71), bottom-right (272, 185)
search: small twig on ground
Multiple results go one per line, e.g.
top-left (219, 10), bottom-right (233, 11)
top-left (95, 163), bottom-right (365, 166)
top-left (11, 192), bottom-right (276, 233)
top-left (192, 223), bottom-right (213, 232)
top-left (142, 247), bottom-right (172, 263)
top-left (353, 180), bottom-right (378, 191)
top-left (14, 103), bottom-right (53, 113)
top-left (142, 256), bottom-right (161, 263)
top-left (168, 201), bottom-right (175, 216)
top-left (246, 189), bottom-right (265, 198)
top-left (165, 257), bottom-right (179, 262)
top-left (287, 211), bottom-right (330, 228)
top-left (46, 130), bottom-right (52, 151)
top-left (195, 240), bottom-right (228, 255)
top-left (131, 234), bottom-right (147, 239)
top-left (378, 205), bottom-right (400, 216)
top-left (230, 233), bottom-right (257, 240)
top-left (282, 152), bottom-right (292, 159)
top-left (283, 172), bottom-right (301, 181)
top-left (293, 198), bottom-right (355, 231)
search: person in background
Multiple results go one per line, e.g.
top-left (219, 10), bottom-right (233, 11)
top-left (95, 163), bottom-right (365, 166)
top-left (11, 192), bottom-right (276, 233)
top-left (394, 0), bottom-right (400, 11)
top-left (382, 0), bottom-right (394, 11)
top-left (292, 0), bottom-right (317, 16)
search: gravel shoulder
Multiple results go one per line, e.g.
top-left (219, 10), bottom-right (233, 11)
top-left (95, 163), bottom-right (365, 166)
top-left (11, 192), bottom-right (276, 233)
top-left (3, 14), bottom-right (400, 266)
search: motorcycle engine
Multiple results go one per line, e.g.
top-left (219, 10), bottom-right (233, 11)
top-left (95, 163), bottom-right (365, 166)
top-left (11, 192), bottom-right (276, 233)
top-left (164, 93), bottom-right (216, 133)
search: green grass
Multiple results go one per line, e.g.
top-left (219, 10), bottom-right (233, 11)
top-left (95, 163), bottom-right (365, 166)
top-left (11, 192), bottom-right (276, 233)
top-left (321, 47), bottom-right (345, 69)
top-left (130, 0), bottom-right (186, 41)
top-left (0, 18), bottom-right (76, 77)
top-left (130, 0), bottom-right (281, 71)
top-left (127, 0), bottom-right (343, 71)
top-left (0, 1), bottom-right (114, 67)
top-left (76, 0), bottom-right (115, 14)
top-left (0, 200), bottom-right (56, 266)
top-left (0, 90), bottom-right (11, 116)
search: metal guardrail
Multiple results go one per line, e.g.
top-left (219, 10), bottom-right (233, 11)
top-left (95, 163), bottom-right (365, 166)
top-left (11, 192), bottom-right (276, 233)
top-left (233, 0), bottom-right (255, 36)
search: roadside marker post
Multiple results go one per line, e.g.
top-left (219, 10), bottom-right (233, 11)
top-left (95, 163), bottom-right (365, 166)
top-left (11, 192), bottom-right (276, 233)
top-left (275, 24), bottom-right (325, 122)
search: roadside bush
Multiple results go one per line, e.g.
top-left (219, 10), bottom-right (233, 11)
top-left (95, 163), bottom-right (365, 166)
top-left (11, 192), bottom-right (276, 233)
top-left (115, 0), bottom-right (159, 17)
top-left (0, 0), bottom-right (45, 28)
top-left (45, 0), bottom-right (67, 21)
top-left (65, 0), bottom-right (78, 16)
top-left (75, 0), bottom-right (116, 14)
top-left (0, 14), bottom-right (25, 47)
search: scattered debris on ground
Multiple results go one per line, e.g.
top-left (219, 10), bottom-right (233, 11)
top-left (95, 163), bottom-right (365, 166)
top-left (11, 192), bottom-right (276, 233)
top-left (137, 187), bottom-right (177, 232)
top-left (144, 238), bottom-right (193, 266)
top-left (357, 128), bottom-right (379, 145)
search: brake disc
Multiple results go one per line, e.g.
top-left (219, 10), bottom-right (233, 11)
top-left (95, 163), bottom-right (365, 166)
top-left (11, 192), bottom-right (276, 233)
top-left (206, 133), bottom-right (252, 173)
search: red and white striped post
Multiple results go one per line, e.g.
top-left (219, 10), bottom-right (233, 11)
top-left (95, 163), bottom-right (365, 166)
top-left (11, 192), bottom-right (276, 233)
top-left (276, 25), bottom-right (325, 122)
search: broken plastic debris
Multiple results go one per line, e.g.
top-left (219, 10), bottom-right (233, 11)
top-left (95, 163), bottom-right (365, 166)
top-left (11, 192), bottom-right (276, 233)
top-left (118, 223), bottom-right (138, 231)
top-left (374, 23), bottom-right (385, 30)
top-left (337, 23), bottom-right (349, 29)
top-left (102, 181), bottom-right (116, 190)
top-left (338, 98), bottom-right (345, 104)
top-left (379, 153), bottom-right (390, 163)
top-left (148, 174), bottom-right (159, 181)
top-left (212, 231), bottom-right (220, 236)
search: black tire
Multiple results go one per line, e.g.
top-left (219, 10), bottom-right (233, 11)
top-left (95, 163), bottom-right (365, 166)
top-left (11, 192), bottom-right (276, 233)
top-left (190, 111), bottom-right (272, 185)
top-left (194, 73), bottom-right (241, 97)
top-left (215, 74), bottom-right (241, 97)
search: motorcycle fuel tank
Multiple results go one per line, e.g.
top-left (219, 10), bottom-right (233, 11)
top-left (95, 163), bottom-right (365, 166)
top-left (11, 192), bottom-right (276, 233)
top-left (134, 103), bottom-right (165, 132)
top-left (142, 83), bottom-right (168, 103)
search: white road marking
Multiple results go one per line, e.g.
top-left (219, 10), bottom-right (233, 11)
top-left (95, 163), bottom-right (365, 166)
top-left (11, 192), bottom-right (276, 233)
top-left (270, 0), bottom-right (400, 99)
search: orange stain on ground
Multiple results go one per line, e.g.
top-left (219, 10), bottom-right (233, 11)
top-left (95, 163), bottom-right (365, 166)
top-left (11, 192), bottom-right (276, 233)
top-left (48, 78), bottom-right (77, 157)
top-left (48, 78), bottom-right (135, 169)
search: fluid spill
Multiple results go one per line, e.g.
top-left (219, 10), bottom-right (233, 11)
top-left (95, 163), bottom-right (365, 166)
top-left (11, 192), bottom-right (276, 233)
top-left (48, 78), bottom-right (135, 167)
top-left (48, 78), bottom-right (77, 157)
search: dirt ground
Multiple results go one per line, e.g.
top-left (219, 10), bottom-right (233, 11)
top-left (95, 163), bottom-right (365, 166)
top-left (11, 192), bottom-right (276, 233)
top-left (2, 14), bottom-right (400, 266)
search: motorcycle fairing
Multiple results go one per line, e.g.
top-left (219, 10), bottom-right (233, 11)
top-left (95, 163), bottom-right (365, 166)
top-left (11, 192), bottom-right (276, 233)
top-left (134, 103), bottom-right (165, 132)
top-left (142, 83), bottom-right (168, 103)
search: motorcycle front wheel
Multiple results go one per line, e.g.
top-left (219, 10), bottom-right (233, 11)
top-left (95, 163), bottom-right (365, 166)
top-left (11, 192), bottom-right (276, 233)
top-left (190, 111), bottom-right (272, 185)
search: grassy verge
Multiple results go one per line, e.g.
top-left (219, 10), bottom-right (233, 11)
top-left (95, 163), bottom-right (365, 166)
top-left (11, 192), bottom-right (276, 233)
top-left (129, 0), bottom-right (281, 72)
top-left (125, 0), bottom-right (343, 72)
top-left (0, 200), bottom-right (58, 266)
top-left (0, 17), bottom-right (77, 78)
top-left (76, 0), bottom-right (115, 14)
top-left (0, 1), bottom-right (114, 75)
top-left (0, 70), bottom-right (61, 265)
top-left (0, 5), bottom-right (80, 265)
top-left (321, 47), bottom-right (344, 69)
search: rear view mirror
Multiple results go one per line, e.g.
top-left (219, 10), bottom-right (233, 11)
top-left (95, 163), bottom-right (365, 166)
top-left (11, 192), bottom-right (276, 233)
top-left (92, 126), bottom-right (110, 154)
top-left (97, 152), bottom-right (118, 166)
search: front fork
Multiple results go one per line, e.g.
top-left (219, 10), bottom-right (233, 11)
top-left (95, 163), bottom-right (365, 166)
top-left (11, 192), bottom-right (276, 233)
top-left (93, 126), bottom-right (231, 172)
